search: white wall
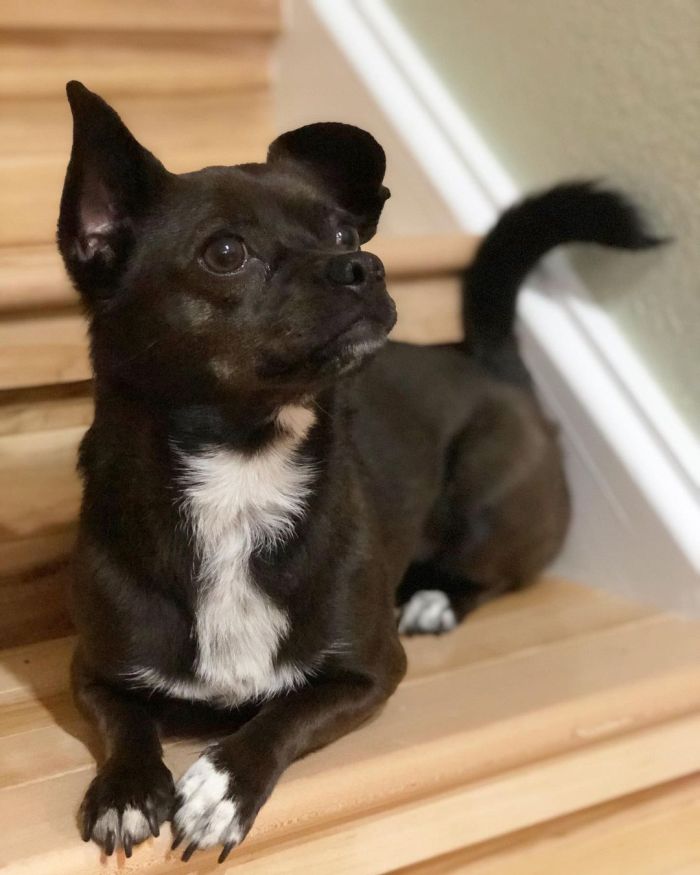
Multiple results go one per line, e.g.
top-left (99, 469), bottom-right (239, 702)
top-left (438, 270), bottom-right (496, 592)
top-left (275, 0), bottom-right (457, 237)
top-left (385, 0), bottom-right (700, 440)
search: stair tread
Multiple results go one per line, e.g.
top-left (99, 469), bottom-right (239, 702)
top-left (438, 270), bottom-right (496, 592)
top-left (0, 0), bottom-right (281, 34)
top-left (0, 88), bottom-right (274, 247)
top-left (399, 775), bottom-right (700, 875)
top-left (0, 32), bottom-right (272, 101)
top-left (1, 580), bottom-right (699, 873)
top-left (0, 90), bottom-right (272, 160)
top-left (0, 281), bottom-right (465, 392)
top-left (0, 234), bottom-right (477, 311)
top-left (0, 315), bottom-right (90, 389)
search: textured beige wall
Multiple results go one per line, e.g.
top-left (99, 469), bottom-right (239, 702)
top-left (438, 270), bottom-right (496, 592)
top-left (386, 0), bottom-right (700, 436)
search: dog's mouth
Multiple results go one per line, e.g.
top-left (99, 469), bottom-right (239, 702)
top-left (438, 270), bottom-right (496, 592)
top-left (312, 314), bottom-right (391, 366)
top-left (258, 306), bottom-right (396, 383)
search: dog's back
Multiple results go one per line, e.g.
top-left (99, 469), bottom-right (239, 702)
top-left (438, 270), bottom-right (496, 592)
top-left (358, 182), bottom-right (661, 633)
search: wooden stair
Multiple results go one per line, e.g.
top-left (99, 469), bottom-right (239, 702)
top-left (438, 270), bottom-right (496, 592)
top-left (2, 579), bottom-right (700, 873)
top-left (0, 0), bottom-right (278, 652)
top-left (1, 2), bottom-right (697, 873)
top-left (0, 1), bottom-right (278, 248)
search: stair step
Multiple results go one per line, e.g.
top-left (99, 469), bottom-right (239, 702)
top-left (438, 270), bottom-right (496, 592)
top-left (1, 580), bottom-right (699, 872)
top-left (400, 776), bottom-right (700, 875)
top-left (0, 314), bottom-right (89, 390)
top-left (0, 234), bottom-right (476, 312)
top-left (373, 233), bottom-right (477, 279)
top-left (0, 275), bottom-right (466, 392)
top-left (0, 383), bottom-right (93, 437)
top-left (0, 32), bottom-right (273, 101)
top-left (0, 0), bottom-right (281, 34)
top-left (0, 424), bottom-right (82, 647)
top-left (0, 89), bottom-right (273, 246)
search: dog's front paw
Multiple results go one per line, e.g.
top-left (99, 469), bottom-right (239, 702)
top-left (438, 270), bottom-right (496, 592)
top-left (172, 754), bottom-right (248, 864)
top-left (80, 756), bottom-right (175, 857)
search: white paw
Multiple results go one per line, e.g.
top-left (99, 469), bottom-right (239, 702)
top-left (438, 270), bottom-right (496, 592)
top-left (92, 805), bottom-right (151, 851)
top-left (398, 590), bottom-right (458, 635)
top-left (173, 755), bottom-right (243, 858)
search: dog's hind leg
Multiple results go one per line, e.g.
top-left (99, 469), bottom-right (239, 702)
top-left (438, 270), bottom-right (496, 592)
top-left (396, 560), bottom-right (515, 636)
top-left (397, 390), bottom-right (569, 637)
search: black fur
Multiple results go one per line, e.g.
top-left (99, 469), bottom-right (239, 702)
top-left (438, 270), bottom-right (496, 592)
top-left (58, 82), bottom-right (660, 861)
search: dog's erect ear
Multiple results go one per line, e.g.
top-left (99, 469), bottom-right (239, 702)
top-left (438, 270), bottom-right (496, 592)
top-left (267, 123), bottom-right (390, 242)
top-left (58, 81), bottom-right (168, 299)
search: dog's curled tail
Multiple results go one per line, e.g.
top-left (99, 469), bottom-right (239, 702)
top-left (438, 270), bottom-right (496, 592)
top-left (464, 180), bottom-right (664, 373)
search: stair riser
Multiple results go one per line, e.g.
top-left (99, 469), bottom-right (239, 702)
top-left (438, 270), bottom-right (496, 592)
top-left (0, 33), bottom-right (273, 100)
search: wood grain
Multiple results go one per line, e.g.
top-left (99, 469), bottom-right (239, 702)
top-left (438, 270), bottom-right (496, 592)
top-left (0, 271), bottom-right (466, 392)
top-left (0, 552), bottom-right (73, 649)
top-left (0, 383), bottom-right (92, 437)
top-left (391, 275), bottom-right (463, 343)
top-left (6, 606), bottom-right (700, 789)
top-left (0, 314), bottom-right (89, 389)
top-left (0, 32), bottom-right (272, 101)
top-left (1, 581), bottom-right (700, 872)
top-left (0, 0), bottom-right (281, 33)
top-left (398, 776), bottom-right (700, 875)
top-left (372, 234), bottom-right (478, 279)
top-left (0, 426), bottom-right (83, 539)
top-left (0, 424), bottom-right (80, 646)
top-left (0, 88), bottom-right (273, 247)
top-left (0, 580), bottom-right (655, 717)
top-left (0, 235), bottom-right (477, 312)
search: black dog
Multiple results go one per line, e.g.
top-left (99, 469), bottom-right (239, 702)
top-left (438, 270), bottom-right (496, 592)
top-left (57, 81), bottom-right (658, 863)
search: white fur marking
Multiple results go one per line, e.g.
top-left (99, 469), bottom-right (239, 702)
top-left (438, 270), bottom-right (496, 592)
top-left (174, 756), bottom-right (243, 849)
top-left (92, 808), bottom-right (120, 843)
top-left (129, 405), bottom-right (316, 705)
top-left (398, 590), bottom-right (457, 635)
top-left (275, 403), bottom-right (316, 437)
top-left (120, 806), bottom-right (151, 843)
top-left (92, 805), bottom-right (150, 846)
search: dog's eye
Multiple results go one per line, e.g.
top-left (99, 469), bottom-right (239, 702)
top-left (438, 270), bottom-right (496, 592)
top-left (201, 236), bottom-right (247, 274)
top-left (335, 226), bottom-right (360, 251)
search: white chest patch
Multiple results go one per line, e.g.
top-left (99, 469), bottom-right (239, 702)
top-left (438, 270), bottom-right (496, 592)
top-left (129, 405), bottom-right (317, 705)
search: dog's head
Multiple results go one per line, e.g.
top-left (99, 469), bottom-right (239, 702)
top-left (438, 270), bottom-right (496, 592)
top-left (58, 82), bottom-right (395, 405)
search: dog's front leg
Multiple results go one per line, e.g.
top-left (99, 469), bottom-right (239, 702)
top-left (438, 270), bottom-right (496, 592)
top-left (72, 653), bottom-right (175, 856)
top-left (172, 670), bottom-right (399, 863)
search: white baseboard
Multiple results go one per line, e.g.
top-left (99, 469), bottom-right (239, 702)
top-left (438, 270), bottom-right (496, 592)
top-left (306, 0), bottom-right (700, 612)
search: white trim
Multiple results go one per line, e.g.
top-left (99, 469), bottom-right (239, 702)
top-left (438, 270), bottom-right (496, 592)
top-left (309, 0), bottom-right (495, 232)
top-left (308, 0), bottom-right (700, 607)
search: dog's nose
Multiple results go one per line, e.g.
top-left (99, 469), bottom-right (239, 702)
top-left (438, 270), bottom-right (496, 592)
top-left (326, 252), bottom-right (385, 288)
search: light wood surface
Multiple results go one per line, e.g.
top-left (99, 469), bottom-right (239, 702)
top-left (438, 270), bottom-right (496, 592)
top-left (0, 242), bottom-right (470, 391)
top-left (391, 274), bottom-right (463, 343)
top-left (0, 91), bottom-right (270, 161)
top-left (0, 33), bottom-right (272, 101)
top-left (0, 0), bottom-right (281, 33)
top-left (0, 234), bottom-right (477, 312)
top-left (0, 426), bottom-right (81, 647)
top-left (0, 284), bottom-right (465, 392)
top-left (1, 580), bottom-right (700, 873)
top-left (0, 314), bottom-right (89, 389)
top-left (2, 5), bottom-right (695, 870)
top-left (0, 89), bottom-right (273, 247)
top-left (0, 383), bottom-right (92, 437)
top-left (372, 234), bottom-right (478, 279)
top-left (398, 776), bottom-right (700, 875)
top-left (0, 384), bottom-right (88, 645)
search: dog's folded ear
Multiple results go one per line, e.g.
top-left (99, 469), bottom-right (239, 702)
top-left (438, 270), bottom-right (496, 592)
top-left (267, 123), bottom-right (390, 242)
top-left (58, 81), bottom-right (168, 301)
